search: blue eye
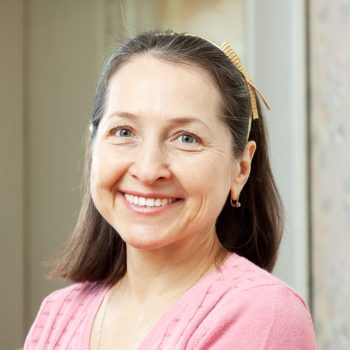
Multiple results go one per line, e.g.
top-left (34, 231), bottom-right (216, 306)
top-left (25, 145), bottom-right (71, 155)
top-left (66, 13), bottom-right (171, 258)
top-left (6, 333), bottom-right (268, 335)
top-left (115, 128), bottom-right (133, 137)
top-left (179, 134), bottom-right (196, 144)
top-left (175, 131), bottom-right (201, 145)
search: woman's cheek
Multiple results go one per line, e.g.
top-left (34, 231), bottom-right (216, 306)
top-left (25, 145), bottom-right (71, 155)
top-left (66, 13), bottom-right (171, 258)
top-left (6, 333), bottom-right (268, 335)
top-left (179, 154), bottom-right (231, 185)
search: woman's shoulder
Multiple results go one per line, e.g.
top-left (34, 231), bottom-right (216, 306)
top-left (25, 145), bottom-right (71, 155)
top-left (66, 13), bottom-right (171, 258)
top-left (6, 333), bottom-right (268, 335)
top-left (24, 282), bottom-right (107, 349)
top-left (41, 281), bottom-right (104, 304)
top-left (216, 253), bottom-right (311, 315)
top-left (220, 254), bottom-right (300, 290)
top-left (192, 254), bottom-right (317, 349)
top-left (35, 282), bottom-right (106, 320)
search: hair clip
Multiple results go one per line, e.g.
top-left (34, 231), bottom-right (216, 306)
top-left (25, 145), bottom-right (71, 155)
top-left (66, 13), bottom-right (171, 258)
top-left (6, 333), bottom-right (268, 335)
top-left (220, 42), bottom-right (270, 121)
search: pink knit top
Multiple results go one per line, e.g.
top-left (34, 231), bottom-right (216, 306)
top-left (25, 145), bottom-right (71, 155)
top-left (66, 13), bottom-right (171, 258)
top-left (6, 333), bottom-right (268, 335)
top-left (24, 254), bottom-right (317, 349)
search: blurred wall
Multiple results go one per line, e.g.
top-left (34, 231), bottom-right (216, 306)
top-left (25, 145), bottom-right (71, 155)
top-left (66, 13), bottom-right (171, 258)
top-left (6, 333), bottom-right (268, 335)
top-left (0, 1), bottom-right (24, 349)
top-left (24, 0), bottom-right (101, 326)
top-left (0, 1), bottom-right (118, 348)
top-left (310, 0), bottom-right (350, 348)
top-left (250, 0), bottom-right (309, 301)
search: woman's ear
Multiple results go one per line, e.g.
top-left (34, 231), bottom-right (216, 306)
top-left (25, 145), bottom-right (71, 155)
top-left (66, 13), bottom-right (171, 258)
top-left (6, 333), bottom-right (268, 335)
top-left (230, 141), bottom-right (256, 199)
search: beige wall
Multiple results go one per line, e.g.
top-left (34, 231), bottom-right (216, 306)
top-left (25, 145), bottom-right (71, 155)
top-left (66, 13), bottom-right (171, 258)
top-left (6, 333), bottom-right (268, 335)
top-left (251, 0), bottom-right (309, 300)
top-left (0, 1), bottom-right (24, 349)
top-left (26, 0), bottom-right (101, 324)
top-left (0, 1), bottom-right (118, 347)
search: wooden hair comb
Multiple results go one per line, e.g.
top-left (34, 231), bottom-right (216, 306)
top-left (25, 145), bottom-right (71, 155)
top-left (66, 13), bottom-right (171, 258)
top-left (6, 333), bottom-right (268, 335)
top-left (220, 42), bottom-right (270, 121)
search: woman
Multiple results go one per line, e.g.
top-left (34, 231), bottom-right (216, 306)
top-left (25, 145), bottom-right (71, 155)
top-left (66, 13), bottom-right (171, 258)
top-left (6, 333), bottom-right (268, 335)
top-left (25, 31), bottom-right (317, 349)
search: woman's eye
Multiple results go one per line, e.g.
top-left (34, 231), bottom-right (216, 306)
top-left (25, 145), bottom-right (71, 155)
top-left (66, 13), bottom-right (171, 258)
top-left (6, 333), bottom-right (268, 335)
top-left (180, 134), bottom-right (195, 143)
top-left (176, 132), bottom-right (199, 144)
top-left (113, 127), bottom-right (133, 137)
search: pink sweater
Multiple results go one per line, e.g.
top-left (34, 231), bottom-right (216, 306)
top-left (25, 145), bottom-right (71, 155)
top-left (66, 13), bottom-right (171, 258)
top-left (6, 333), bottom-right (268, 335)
top-left (24, 254), bottom-right (317, 349)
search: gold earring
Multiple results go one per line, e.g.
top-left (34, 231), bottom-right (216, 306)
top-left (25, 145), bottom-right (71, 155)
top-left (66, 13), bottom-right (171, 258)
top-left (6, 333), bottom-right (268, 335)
top-left (230, 197), bottom-right (241, 208)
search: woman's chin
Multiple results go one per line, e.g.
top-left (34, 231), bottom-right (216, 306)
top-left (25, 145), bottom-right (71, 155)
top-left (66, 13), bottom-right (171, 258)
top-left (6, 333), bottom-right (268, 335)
top-left (122, 232), bottom-right (172, 251)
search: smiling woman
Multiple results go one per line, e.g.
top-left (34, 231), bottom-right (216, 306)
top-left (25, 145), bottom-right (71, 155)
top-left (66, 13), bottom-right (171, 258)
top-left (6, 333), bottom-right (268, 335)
top-left (24, 31), bottom-right (317, 350)
top-left (90, 55), bottom-right (236, 254)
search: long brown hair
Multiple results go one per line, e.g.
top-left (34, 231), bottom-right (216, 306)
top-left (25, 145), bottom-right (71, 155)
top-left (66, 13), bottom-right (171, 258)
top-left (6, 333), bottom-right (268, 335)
top-left (49, 31), bottom-right (284, 284)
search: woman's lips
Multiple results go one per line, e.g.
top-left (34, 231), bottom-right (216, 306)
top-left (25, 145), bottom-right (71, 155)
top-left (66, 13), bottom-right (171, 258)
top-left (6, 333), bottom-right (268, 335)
top-left (124, 193), bottom-right (177, 207)
top-left (120, 191), bottom-right (181, 214)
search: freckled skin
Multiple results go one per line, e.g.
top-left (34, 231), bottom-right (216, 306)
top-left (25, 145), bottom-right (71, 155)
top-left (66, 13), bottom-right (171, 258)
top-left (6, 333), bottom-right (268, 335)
top-left (90, 54), bottom-right (237, 252)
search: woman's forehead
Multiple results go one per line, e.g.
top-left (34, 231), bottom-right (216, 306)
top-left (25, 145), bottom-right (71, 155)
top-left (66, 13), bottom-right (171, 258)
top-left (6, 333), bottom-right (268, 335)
top-left (104, 54), bottom-right (223, 123)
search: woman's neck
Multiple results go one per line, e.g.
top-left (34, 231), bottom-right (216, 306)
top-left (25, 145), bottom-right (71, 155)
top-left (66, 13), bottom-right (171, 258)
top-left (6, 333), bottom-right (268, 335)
top-left (118, 232), bottom-right (226, 305)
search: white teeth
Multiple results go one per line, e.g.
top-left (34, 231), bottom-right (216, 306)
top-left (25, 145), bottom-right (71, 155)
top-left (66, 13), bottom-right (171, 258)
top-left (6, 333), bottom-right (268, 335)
top-left (124, 194), bottom-right (176, 207)
top-left (146, 198), bottom-right (155, 206)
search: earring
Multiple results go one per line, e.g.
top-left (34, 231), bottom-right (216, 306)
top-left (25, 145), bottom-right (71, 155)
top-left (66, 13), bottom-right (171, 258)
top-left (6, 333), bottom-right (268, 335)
top-left (230, 197), bottom-right (241, 208)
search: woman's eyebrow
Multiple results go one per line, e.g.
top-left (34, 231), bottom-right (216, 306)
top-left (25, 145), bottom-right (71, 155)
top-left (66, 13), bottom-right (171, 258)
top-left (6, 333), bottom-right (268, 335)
top-left (107, 111), bottom-right (138, 121)
top-left (107, 111), bottom-right (211, 131)
top-left (165, 117), bottom-right (211, 132)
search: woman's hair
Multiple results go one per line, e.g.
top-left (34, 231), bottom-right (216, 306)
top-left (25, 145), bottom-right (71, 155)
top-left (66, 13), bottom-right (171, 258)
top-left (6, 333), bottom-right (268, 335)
top-left (49, 31), bottom-right (284, 284)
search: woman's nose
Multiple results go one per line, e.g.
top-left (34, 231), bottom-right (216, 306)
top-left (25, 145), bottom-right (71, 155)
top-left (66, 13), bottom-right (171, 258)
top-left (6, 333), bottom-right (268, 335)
top-left (128, 142), bottom-right (172, 185)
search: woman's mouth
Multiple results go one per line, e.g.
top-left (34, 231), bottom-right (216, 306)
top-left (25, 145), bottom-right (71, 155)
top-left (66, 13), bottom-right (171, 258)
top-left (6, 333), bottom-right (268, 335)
top-left (124, 193), bottom-right (178, 208)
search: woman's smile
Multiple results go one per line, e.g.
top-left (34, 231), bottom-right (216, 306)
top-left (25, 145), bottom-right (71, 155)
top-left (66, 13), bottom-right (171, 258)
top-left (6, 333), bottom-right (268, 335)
top-left (90, 54), bottom-right (236, 250)
top-left (120, 191), bottom-right (182, 215)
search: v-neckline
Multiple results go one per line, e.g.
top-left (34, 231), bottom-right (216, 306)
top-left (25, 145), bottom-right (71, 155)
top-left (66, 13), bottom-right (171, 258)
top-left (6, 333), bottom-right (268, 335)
top-left (85, 253), bottom-right (237, 350)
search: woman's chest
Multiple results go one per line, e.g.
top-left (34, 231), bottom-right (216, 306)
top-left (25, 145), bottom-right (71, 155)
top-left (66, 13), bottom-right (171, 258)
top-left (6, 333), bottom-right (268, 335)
top-left (89, 298), bottom-right (174, 350)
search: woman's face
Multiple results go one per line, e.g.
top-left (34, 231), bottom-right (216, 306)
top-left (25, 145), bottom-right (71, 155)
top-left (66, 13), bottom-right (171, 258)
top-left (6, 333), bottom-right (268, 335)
top-left (90, 54), bottom-right (237, 251)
